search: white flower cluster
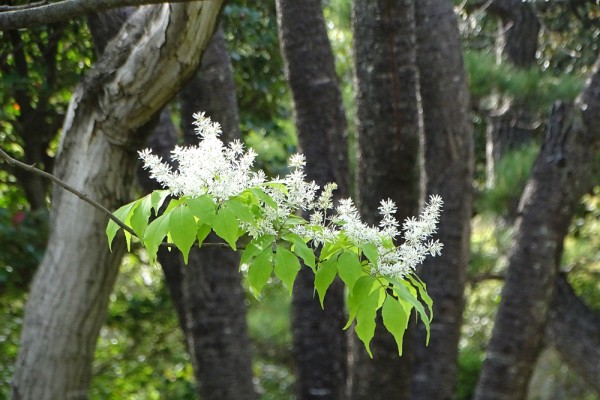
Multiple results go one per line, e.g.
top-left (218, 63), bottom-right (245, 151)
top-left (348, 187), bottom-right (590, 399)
top-left (140, 112), bottom-right (443, 279)
top-left (139, 112), bottom-right (265, 201)
top-left (294, 195), bottom-right (443, 278)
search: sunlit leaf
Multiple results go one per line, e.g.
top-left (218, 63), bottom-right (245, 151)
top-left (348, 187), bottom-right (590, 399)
top-left (247, 248), bottom-right (273, 297)
top-left (169, 204), bottom-right (197, 264)
top-left (143, 213), bottom-right (171, 263)
top-left (213, 207), bottom-right (240, 250)
top-left (382, 295), bottom-right (410, 356)
top-left (314, 258), bottom-right (337, 308)
top-left (274, 245), bottom-right (301, 295)
top-left (337, 250), bottom-right (363, 293)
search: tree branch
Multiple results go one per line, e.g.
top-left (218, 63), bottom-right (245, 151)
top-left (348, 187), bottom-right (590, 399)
top-left (0, 146), bottom-right (137, 236)
top-left (0, 146), bottom-right (233, 249)
top-left (0, 0), bottom-right (209, 31)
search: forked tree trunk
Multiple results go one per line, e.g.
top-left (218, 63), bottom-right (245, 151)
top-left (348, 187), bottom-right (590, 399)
top-left (412, 1), bottom-right (474, 399)
top-left (351, 1), bottom-right (422, 399)
top-left (11, 4), bottom-right (222, 399)
top-left (474, 57), bottom-right (600, 400)
top-left (275, 0), bottom-right (350, 398)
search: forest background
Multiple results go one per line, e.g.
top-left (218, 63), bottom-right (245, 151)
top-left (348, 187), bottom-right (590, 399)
top-left (0, 0), bottom-right (599, 399)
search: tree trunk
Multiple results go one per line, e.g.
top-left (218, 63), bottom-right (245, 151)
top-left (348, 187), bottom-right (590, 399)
top-left (275, 0), bottom-right (350, 398)
top-left (177, 26), bottom-right (257, 400)
top-left (412, 2), bottom-right (474, 399)
top-left (11, 4), bottom-right (222, 399)
top-left (546, 274), bottom-right (600, 394)
top-left (351, 1), bottom-right (422, 399)
top-left (474, 57), bottom-right (600, 400)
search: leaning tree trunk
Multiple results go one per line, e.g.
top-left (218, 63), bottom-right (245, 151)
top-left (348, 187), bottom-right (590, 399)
top-left (546, 274), bottom-right (600, 393)
top-left (351, 1), bottom-right (422, 399)
top-left (275, 1), bottom-right (350, 398)
top-left (11, 4), bottom-right (222, 399)
top-left (412, 1), bottom-right (474, 399)
top-left (474, 56), bottom-right (600, 400)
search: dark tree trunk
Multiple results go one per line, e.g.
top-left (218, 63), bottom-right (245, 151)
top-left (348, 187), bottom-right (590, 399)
top-left (485, 0), bottom-right (541, 189)
top-left (412, 2), bottom-right (474, 399)
top-left (275, 0), bottom-right (350, 398)
top-left (474, 57), bottom-right (600, 400)
top-left (177, 26), bottom-right (257, 400)
top-left (351, 1), bottom-right (421, 399)
top-left (547, 274), bottom-right (600, 394)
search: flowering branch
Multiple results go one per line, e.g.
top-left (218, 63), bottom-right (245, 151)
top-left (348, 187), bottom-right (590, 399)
top-left (0, 146), bottom-right (231, 249)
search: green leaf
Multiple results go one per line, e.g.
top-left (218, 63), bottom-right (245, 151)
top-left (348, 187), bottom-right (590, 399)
top-left (240, 235), bottom-right (275, 267)
top-left (130, 194), bottom-right (153, 238)
top-left (355, 288), bottom-right (382, 358)
top-left (169, 204), bottom-right (197, 264)
top-left (196, 223), bottom-right (212, 246)
top-left (337, 251), bottom-right (363, 293)
top-left (282, 232), bottom-right (315, 269)
top-left (360, 243), bottom-right (379, 268)
top-left (382, 295), bottom-right (410, 356)
top-left (406, 274), bottom-right (434, 321)
top-left (187, 195), bottom-right (216, 226)
top-left (314, 258), bottom-right (337, 308)
top-left (150, 190), bottom-right (170, 214)
top-left (274, 245), bottom-right (301, 295)
top-left (106, 199), bottom-right (140, 251)
top-left (247, 248), bottom-right (273, 297)
top-left (344, 275), bottom-right (377, 330)
top-left (249, 187), bottom-right (278, 209)
top-left (225, 197), bottom-right (255, 225)
top-left (213, 207), bottom-right (240, 250)
top-left (390, 279), bottom-right (431, 344)
top-left (143, 213), bottom-right (171, 262)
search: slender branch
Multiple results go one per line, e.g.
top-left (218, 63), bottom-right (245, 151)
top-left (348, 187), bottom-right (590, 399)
top-left (0, 146), bottom-right (236, 249)
top-left (0, 146), bottom-right (137, 235)
top-left (0, 0), bottom-right (210, 31)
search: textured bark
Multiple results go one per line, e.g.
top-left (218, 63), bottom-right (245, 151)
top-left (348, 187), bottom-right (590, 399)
top-left (474, 57), bottom-right (600, 400)
top-left (412, 2), bottom-right (474, 399)
top-left (547, 274), bottom-right (600, 394)
top-left (276, 0), bottom-right (349, 398)
top-left (485, 0), bottom-right (540, 188)
top-left (11, 4), bottom-right (222, 399)
top-left (351, 1), bottom-right (421, 399)
top-left (177, 26), bottom-right (257, 400)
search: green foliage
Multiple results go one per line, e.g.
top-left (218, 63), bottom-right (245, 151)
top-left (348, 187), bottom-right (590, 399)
top-left (0, 208), bottom-right (48, 296)
top-left (476, 143), bottom-right (538, 217)
top-left (222, 1), bottom-right (296, 175)
top-left (108, 186), bottom-right (434, 357)
top-left (90, 254), bottom-right (195, 399)
top-left (465, 50), bottom-right (583, 112)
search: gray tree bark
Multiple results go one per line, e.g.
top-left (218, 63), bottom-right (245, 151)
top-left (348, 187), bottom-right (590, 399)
top-left (474, 56), bottom-right (600, 400)
top-left (412, 1), bottom-right (474, 399)
top-left (351, 1), bottom-right (422, 399)
top-left (275, 1), bottom-right (350, 398)
top-left (11, 4), bottom-right (222, 399)
top-left (546, 274), bottom-right (600, 394)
